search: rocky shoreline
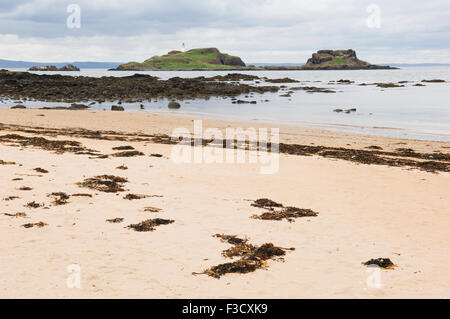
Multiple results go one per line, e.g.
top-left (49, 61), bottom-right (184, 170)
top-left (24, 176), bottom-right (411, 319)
top-left (0, 70), bottom-right (280, 103)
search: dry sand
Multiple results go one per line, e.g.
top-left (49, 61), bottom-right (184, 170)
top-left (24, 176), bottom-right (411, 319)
top-left (0, 109), bottom-right (449, 299)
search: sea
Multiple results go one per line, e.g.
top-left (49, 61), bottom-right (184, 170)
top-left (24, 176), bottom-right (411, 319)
top-left (2, 67), bottom-right (450, 141)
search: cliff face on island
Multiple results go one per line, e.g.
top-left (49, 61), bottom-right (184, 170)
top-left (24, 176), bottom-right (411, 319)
top-left (301, 49), bottom-right (395, 70)
top-left (115, 48), bottom-right (246, 71)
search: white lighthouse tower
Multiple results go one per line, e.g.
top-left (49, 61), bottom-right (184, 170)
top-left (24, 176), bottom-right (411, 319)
top-left (181, 43), bottom-right (186, 52)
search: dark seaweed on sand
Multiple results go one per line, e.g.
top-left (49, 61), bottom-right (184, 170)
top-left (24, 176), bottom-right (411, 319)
top-left (112, 145), bottom-right (135, 151)
top-left (0, 160), bottom-right (16, 165)
top-left (111, 151), bottom-right (144, 157)
top-left (78, 175), bottom-right (128, 193)
top-left (4, 212), bottom-right (27, 218)
top-left (1, 123), bottom-right (448, 172)
top-left (251, 198), bottom-right (283, 209)
top-left (25, 201), bottom-right (43, 209)
top-left (251, 199), bottom-right (319, 222)
top-left (48, 192), bottom-right (70, 205)
top-left (363, 258), bottom-right (396, 269)
top-left (144, 207), bottom-right (162, 213)
top-left (3, 196), bottom-right (20, 201)
top-left (253, 206), bottom-right (319, 222)
top-left (197, 234), bottom-right (294, 279)
top-left (0, 134), bottom-right (98, 154)
top-left (106, 218), bottom-right (124, 224)
top-left (18, 186), bottom-right (33, 191)
top-left (22, 221), bottom-right (47, 228)
top-left (126, 218), bottom-right (174, 232)
top-left (34, 167), bottom-right (49, 173)
top-left (71, 193), bottom-right (93, 197)
top-left (123, 194), bottom-right (147, 200)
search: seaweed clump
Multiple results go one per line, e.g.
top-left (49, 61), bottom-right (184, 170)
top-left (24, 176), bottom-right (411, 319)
top-left (4, 212), bottom-right (27, 218)
top-left (78, 175), bottom-right (128, 193)
top-left (25, 201), bottom-right (43, 209)
top-left (48, 192), bottom-right (70, 205)
top-left (71, 193), bottom-right (93, 198)
top-left (197, 234), bottom-right (294, 279)
top-left (123, 193), bottom-right (148, 200)
top-left (126, 218), bottom-right (174, 232)
top-left (251, 199), bottom-right (319, 222)
top-left (18, 186), bottom-right (33, 191)
top-left (144, 207), bottom-right (162, 213)
top-left (3, 196), bottom-right (20, 201)
top-left (0, 160), bottom-right (16, 165)
top-left (251, 198), bottom-right (283, 209)
top-left (363, 258), bottom-right (396, 269)
top-left (106, 218), bottom-right (124, 224)
top-left (111, 151), bottom-right (144, 157)
top-left (0, 134), bottom-right (96, 154)
top-left (34, 167), bottom-right (49, 173)
top-left (22, 221), bottom-right (48, 228)
top-left (112, 145), bottom-right (135, 150)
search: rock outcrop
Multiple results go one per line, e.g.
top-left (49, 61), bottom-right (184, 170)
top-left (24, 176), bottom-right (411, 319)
top-left (29, 64), bottom-right (80, 71)
top-left (302, 49), bottom-right (395, 70)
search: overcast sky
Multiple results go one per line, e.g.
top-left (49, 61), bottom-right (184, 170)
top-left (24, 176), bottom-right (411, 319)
top-left (1, 0), bottom-right (449, 63)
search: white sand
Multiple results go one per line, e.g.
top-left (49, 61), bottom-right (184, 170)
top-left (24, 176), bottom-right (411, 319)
top-left (0, 109), bottom-right (449, 298)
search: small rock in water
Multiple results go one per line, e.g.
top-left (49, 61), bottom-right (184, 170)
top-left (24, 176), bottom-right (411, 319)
top-left (11, 104), bottom-right (26, 109)
top-left (168, 101), bottom-right (181, 109)
top-left (69, 103), bottom-right (89, 110)
top-left (111, 105), bottom-right (125, 111)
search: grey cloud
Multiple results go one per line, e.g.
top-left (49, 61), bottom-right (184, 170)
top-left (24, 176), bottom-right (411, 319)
top-left (0, 0), bottom-right (449, 62)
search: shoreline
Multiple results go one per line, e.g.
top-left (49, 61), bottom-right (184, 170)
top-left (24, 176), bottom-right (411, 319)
top-left (1, 108), bottom-right (449, 152)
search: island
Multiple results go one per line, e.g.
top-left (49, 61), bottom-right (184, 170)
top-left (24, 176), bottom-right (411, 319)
top-left (300, 49), bottom-right (395, 70)
top-left (112, 48), bottom-right (396, 71)
top-left (29, 64), bottom-right (80, 71)
top-left (114, 48), bottom-right (247, 71)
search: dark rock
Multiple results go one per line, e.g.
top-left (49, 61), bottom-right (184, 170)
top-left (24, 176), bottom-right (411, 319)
top-left (69, 103), bottom-right (89, 110)
top-left (28, 64), bottom-right (80, 71)
top-left (303, 49), bottom-right (396, 70)
top-left (111, 105), bottom-right (124, 111)
top-left (0, 70), bottom-right (280, 103)
top-left (11, 104), bottom-right (26, 109)
top-left (58, 64), bottom-right (80, 71)
top-left (168, 101), bottom-right (181, 109)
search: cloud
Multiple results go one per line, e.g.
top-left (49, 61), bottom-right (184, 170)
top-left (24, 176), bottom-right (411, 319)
top-left (0, 0), bottom-right (449, 63)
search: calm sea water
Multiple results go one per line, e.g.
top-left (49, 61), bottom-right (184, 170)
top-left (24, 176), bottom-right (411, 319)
top-left (2, 67), bottom-right (450, 141)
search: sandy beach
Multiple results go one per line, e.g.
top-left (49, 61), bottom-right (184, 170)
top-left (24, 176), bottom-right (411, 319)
top-left (0, 109), bottom-right (449, 299)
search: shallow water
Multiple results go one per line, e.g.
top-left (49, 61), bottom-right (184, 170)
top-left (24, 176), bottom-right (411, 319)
top-left (2, 67), bottom-right (450, 141)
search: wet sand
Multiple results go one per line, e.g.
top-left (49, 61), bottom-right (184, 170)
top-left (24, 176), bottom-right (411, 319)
top-left (0, 109), bottom-right (449, 298)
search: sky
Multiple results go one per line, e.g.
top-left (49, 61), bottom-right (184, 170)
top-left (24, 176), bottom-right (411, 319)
top-left (0, 0), bottom-right (450, 64)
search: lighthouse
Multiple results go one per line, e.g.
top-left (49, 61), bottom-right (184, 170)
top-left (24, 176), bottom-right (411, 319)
top-left (181, 43), bottom-right (186, 52)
